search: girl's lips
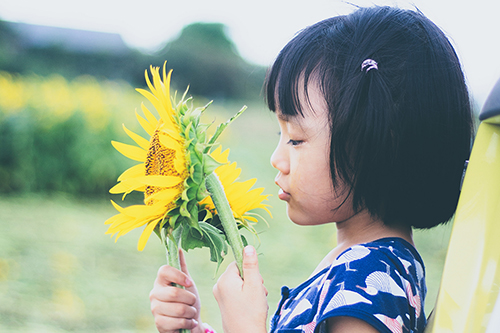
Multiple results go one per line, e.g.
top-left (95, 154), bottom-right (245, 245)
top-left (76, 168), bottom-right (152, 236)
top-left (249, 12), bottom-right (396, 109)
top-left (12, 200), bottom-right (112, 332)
top-left (278, 188), bottom-right (291, 201)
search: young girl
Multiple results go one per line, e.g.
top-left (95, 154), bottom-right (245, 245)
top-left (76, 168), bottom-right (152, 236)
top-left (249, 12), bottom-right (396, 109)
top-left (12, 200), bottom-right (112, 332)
top-left (149, 6), bottom-right (473, 333)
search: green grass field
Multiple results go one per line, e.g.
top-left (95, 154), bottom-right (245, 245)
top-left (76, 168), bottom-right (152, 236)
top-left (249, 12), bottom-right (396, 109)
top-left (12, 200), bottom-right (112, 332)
top-left (0, 101), bottom-right (454, 332)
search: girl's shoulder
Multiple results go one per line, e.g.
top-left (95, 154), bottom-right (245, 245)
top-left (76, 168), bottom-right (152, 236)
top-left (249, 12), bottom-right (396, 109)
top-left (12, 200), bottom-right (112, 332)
top-left (333, 237), bottom-right (425, 275)
top-left (288, 237), bottom-right (425, 300)
top-left (272, 238), bottom-right (427, 332)
top-left (316, 238), bottom-right (427, 332)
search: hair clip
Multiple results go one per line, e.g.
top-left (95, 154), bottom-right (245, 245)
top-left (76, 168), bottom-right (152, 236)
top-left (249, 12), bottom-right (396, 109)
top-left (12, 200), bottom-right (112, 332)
top-left (361, 59), bottom-right (378, 73)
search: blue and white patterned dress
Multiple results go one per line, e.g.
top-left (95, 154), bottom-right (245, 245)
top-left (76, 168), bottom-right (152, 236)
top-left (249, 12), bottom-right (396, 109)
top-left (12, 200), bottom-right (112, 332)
top-left (269, 238), bottom-right (426, 333)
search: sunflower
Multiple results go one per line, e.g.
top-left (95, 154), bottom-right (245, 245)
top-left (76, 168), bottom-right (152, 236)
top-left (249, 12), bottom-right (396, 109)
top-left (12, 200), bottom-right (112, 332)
top-left (105, 62), bottom-right (270, 257)
top-left (105, 63), bottom-right (215, 251)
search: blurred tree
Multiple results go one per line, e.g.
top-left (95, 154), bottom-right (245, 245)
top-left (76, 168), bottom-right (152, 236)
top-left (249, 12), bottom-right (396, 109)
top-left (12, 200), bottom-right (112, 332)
top-left (0, 20), bottom-right (266, 100)
top-left (0, 20), bottom-right (150, 85)
top-left (0, 20), bottom-right (23, 73)
top-left (154, 22), bottom-right (266, 100)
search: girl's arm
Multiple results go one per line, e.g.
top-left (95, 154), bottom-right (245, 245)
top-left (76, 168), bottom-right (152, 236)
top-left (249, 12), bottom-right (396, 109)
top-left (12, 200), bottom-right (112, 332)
top-left (213, 245), bottom-right (269, 333)
top-left (150, 249), bottom-right (206, 333)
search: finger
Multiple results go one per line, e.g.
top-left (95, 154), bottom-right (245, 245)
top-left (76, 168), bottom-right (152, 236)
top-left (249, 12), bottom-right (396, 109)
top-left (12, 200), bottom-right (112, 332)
top-left (150, 284), bottom-right (197, 305)
top-left (213, 261), bottom-right (241, 300)
top-left (155, 265), bottom-right (192, 288)
top-left (154, 314), bottom-right (198, 333)
top-left (216, 261), bottom-right (241, 286)
top-left (179, 249), bottom-right (188, 274)
top-left (242, 245), bottom-right (263, 286)
top-left (150, 298), bottom-right (198, 319)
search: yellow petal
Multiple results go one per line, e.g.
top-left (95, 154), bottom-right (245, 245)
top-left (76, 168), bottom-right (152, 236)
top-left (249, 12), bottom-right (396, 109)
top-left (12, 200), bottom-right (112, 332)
top-left (243, 216), bottom-right (258, 223)
top-left (161, 69), bottom-right (174, 114)
top-left (145, 187), bottom-right (178, 203)
top-left (141, 103), bottom-right (158, 127)
top-left (160, 126), bottom-right (183, 143)
top-left (144, 68), bottom-right (156, 97)
top-left (136, 111), bottom-right (155, 136)
top-left (110, 200), bottom-right (125, 213)
top-left (123, 124), bottom-right (149, 150)
top-left (136, 88), bottom-right (163, 118)
top-left (152, 67), bottom-right (166, 106)
top-left (119, 204), bottom-right (154, 218)
top-left (109, 178), bottom-right (145, 196)
top-left (112, 216), bottom-right (149, 234)
top-left (107, 216), bottom-right (144, 233)
top-left (216, 163), bottom-right (241, 184)
top-left (225, 179), bottom-right (257, 197)
top-left (112, 141), bottom-right (146, 162)
top-left (104, 211), bottom-right (130, 225)
top-left (136, 175), bottom-right (182, 188)
top-left (117, 163), bottom-right (144, 182)
top-left (137, 217), bottom-right (163, 251)
top-left (159, 130), bottom-right (183, 149)
top-left (211, 146), bottom-right (230, 163)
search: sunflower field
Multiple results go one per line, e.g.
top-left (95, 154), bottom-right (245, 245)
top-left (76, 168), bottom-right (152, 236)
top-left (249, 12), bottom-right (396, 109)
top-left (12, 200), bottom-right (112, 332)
top-left (0, 71), bottom-right (144, 195)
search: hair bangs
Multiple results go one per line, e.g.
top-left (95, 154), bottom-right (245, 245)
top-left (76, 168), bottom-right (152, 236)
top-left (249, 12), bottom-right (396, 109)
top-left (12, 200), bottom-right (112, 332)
top-left (265, 23), bottom-right (331, 118)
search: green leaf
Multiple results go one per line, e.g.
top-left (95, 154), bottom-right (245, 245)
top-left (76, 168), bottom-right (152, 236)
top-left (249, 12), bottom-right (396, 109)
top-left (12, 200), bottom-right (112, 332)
top-left (179, 201), bottom-right (190, 217)
top-left (172, 224), bottom-right (183, 244)
top-left (198, 100), bottom-right (213, 114)
top-left (185, 176), bottom-right (196, 188)
top-left (199, 207), bottom-right (213, 222)
top-left (181, 224), bottom-right (205, 251)
top-left (199, 222), bottom-right (228, 269)
top-left (181, 188), bottom-right (189, 201)
top-left (191, 163), bottom-right (203, 184)
top-left (180, 222), bottom-right (228, 270)
top-left (196, 182), bottom-right (209, 201)
top-left (196, 124), bottom-right (210, 142)
top-left (187, 202), bottom-right (200, 230)
top-left (241, 234), bottom-right (248, 247)
top-left (186, 185), bottom-right (198, 201)
top-left (195, 142), bottom-right (205, 156)
top-left (205, 106), bottom-right (247, 153)
top-left (182, 113), bottom-right (193, 127)
top-left (167, 214), bottom-right (179, 229)
top-left (203, 153), bottom-right (223, 175)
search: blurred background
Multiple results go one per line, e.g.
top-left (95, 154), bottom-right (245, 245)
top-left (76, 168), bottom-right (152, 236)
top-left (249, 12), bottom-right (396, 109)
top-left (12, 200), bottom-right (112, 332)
top-left (0, 0), bottom-right (498, 332)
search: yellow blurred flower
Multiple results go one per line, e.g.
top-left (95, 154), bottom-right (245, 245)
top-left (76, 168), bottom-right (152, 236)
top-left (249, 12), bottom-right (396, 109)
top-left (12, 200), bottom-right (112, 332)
top-left (0, 72), bottom-right (28, 112)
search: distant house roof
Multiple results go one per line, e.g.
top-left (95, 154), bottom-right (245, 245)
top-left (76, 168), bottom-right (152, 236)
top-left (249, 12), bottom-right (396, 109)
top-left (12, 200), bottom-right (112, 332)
top-left (7, 21), bottom-right (130, 55)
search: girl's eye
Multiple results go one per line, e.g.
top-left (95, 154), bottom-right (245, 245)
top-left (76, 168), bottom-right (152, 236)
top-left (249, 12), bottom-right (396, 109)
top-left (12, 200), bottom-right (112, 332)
top-left (287, 139), bottom-right (303, 146)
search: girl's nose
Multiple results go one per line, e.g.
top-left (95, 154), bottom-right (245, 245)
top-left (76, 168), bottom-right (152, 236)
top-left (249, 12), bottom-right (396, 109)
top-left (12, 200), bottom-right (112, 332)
top-left (270, 143), bottom-right (289, 174)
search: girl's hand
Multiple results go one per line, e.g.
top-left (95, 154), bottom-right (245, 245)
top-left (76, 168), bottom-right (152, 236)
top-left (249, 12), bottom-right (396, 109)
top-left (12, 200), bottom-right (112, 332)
top-left (213, 245), bottom-right (269, 333)
top-left (150, 250), bottom-right (205, 333)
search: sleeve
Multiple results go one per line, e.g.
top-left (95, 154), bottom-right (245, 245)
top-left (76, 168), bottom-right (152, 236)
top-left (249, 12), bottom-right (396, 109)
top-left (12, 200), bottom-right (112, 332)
top-left (315, 246), bottom-right (416, 333)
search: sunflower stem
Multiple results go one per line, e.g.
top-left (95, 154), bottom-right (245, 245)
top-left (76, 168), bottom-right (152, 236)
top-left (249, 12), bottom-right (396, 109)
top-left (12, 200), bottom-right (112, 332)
top-left (205, 172), bottom-right (244, 277)
top-left (162, 228), bottom-right (189, 333)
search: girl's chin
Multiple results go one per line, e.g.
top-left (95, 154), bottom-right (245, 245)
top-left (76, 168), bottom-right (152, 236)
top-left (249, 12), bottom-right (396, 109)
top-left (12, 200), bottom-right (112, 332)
top-left (286, 210), bottom-right (317, 226)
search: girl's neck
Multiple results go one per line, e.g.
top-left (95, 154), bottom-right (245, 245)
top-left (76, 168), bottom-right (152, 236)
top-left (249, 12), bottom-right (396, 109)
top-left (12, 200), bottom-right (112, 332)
top-left (312, 210), bottom-right (414, 276)
top-left (335, 209), bottom-right (414, 253)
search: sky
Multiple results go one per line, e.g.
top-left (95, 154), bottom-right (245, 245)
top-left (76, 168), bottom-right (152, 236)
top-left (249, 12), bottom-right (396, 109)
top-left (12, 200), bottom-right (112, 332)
top-left (1, 0), bottom-right (499, 105)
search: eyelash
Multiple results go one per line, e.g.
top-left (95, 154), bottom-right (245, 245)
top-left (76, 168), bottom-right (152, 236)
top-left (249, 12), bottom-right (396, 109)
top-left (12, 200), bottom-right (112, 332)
top-left (277, 131), bottom-right (303, 146)
top-left (287, 139), bottom-right (303, 146)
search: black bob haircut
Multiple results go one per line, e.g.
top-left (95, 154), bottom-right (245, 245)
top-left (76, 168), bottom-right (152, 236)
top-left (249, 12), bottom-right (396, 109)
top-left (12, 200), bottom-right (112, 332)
top-left (265, 6), bottom-right (474, 229)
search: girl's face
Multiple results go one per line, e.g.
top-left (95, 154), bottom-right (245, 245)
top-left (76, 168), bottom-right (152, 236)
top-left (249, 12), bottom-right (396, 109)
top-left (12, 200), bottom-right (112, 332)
top-left (271, 85), bottom-right (355, 226)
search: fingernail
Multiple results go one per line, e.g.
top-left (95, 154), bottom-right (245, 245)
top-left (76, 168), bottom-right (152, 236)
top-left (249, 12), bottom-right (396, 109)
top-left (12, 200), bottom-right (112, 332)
top-left (244, 245), bottom-right (255, 256)
top-left (193, 319), bottom-right (198, 326)
top-left (185, 277), bottom-right (192, 287)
